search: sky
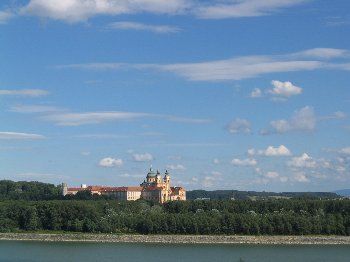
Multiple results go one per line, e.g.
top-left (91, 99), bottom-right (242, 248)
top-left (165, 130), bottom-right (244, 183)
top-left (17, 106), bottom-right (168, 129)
top-left (0, 0), bottom-right (349, 192)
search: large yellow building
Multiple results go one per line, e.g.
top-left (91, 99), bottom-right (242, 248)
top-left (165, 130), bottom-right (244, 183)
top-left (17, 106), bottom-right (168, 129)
top-left (63, 168), bottom-right (186, 203)
top-left (140, 169), bottom-right (186, 203)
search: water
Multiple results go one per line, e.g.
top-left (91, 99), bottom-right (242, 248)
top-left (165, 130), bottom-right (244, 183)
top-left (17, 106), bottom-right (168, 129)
top-left (0, 241), bottom-right (349, 262)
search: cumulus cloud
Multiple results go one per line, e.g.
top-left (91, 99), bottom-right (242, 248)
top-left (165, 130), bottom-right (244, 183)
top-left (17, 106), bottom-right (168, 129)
top-left (293, 172), bottom-right (310, 183)
top-left (267, 106), bottom-right (316, 134)
top-left (0, 132), bottom-right (45, 140)
top-left (287, 153), bottom-right (317, 168)
top-left (267, 80), bottom-right (302, 98)
top-left (133, 153), bottom-right (153, 162)
top-left (107, 21), bottom-right (180, 33)
top-left (166, 164), bottom-right (186, 171)
top-left (264, 171), bottom-right (280, 178)
top-left (226, 118), bottom-right (251, 134)
top-left (250, 88), bottom-right (262, 98)
top-left (248, 145), bottom-right (292, 156)
top-left (231, 158), bottom-right (257, 166)
top-left (0, 89), bottom-right (48, 97)
top-left (98, 157), bottom-right (123, 167)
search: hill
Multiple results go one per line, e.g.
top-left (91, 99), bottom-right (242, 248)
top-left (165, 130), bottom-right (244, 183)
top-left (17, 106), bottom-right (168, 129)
top-left (187, 190), bottom-right (340, 200)
top-left (333, 189), bottom-right (350, 197)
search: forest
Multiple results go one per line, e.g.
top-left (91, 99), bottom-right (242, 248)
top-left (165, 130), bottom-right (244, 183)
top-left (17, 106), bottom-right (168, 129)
top-left (0, 180), bottom-right (349, 236)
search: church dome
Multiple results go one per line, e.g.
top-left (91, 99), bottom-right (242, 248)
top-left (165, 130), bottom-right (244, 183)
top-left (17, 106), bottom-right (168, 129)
top-left (146, 168), bottom-right (156, 177)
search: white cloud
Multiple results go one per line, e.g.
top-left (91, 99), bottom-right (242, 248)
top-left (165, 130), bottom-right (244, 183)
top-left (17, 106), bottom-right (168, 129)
top-left (163, 115), bottom-right (210, 124)
top-left (338, 147), bottom-right (350, 154)
top-left (213, 158), bottom-right (220, 164)
top-left (248, 145), bottom-right (292, 156)
top-left (250, 88), bottom-right (262, 98)
top-left (18, 0), bottom-right (310, 22)
top-left (269, 106), bottom-right (316, 134)
top-left (265, 171), bottom-right (279, 178)
top-left (194, 0), bottom-right (309, 19)
top-left (293, 172), bottom-right (310, 183)
top-left (166, 164), bottom-right (186, 171)
top-left (0, 132), bottom-right (45, 140)
top-left (107, 21), bottom-right (180, 33)
top-left (56, 48), bottom-right (350, 81)
top-left (98, 157), bottom-right (123, 167)
top-left (321, 111), bottom-right (347, 120)
top-left (9, 105), bottom-right (63, 113)
top-left (226, 118), bottom-right (251, 134)
top-left (81, 151), bottom-right (91, 156)
top-left (0, 10), bottom-right (14, 24)
top-left (231, 158), bottom-right (257, 166)
top-left (295, 48), bottom-right (350, 59)
top-left (0, 89), bottom-right (48, 97)
top-left (41, 111), bottom-right (151, 126)
top-left (21, 0), bottom-right (189, 22)
top-left (211, 171), bottom-right (222, 176)
top-left (133, 153), bottom-right (153, 162)
top-left (267, 80), bottom-right (302, 98)
top-left (120, 173), bottom-right (144, 178)
top-left (287, 153), bottom-right (317, 168)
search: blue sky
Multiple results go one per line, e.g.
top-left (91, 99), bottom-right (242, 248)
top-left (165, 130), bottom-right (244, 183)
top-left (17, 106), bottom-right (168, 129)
top-left (0, 0), bottom-right (349, 192)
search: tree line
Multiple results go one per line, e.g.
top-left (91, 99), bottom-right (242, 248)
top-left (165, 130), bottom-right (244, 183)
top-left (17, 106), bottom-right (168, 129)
top-left (0, 199), bottom-right (349, 235)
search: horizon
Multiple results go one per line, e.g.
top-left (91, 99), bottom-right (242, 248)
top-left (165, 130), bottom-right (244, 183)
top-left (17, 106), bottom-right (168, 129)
top-left (1, 0), bottom-right (349, 192)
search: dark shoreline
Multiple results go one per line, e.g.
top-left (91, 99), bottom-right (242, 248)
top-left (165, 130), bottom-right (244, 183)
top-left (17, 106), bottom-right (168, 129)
top-left (1, 233), bottom-right (350, 245)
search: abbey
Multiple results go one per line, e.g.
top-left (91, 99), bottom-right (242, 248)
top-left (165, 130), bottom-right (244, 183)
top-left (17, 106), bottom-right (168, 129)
top-left (62, 168), bottom-right (186, 204)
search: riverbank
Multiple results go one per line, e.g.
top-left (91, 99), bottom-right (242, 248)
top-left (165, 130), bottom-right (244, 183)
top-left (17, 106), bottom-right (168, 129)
top-left (1, 233), bottom-right (350, 245)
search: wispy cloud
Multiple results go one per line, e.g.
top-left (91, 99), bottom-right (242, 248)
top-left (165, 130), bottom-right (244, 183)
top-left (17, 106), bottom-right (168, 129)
top-left (10, 104), bottom-right (210, 126)
top-left (194, 0), bottom-right (308, 19)
top-left (55, 48), bottom-right (350, 81)
top-left (107, 21), bottom-right (180, 33)
top-left (0, 132), bottom-right (45, 140)
top-left (18, 0), bottom-right (309, 23)
top-left (9, 104), bottom-right (63, 113)
top-left (41, 111), bottom-right (151, 126)
top-left (0, 10), bottom-right (14, 24)
top-left (166, 164), bottom-right (186, 171)
top-left (20, 0), bottom-right (189, 22)
top-left (0, 89), bottom-right (48, 97)
top-left (133, 153), bottom-right (153, 162)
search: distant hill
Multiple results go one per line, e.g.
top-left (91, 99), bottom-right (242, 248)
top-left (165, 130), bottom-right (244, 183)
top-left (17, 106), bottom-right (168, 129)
top-left (333, 189), bottom-right (350, 197)
top-left (187, 190), bottom-right (340, 200)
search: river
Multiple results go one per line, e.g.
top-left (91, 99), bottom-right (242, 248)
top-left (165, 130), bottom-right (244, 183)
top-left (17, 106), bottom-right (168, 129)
top-left (0, 241), bottom-right (349, 262)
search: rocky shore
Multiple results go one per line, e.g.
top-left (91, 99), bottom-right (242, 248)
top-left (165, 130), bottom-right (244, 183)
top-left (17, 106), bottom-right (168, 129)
top-left (1, 233), bottom-right (350, 245)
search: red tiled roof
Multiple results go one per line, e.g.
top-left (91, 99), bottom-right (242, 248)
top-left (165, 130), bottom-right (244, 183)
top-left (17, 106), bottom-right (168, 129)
top-left (67, 188), bottom-right (87, 191)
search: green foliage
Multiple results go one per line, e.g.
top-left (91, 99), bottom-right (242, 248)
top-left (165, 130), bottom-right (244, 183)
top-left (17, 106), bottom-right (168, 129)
top-left (0, 180), bottom-right (62, 200)
top-left (0, 199), bottom-right (349, 235)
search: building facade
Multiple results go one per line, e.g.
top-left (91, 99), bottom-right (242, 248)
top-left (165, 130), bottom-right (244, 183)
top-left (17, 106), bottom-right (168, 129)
top-left (62, 168), bottom-right (186, 203)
